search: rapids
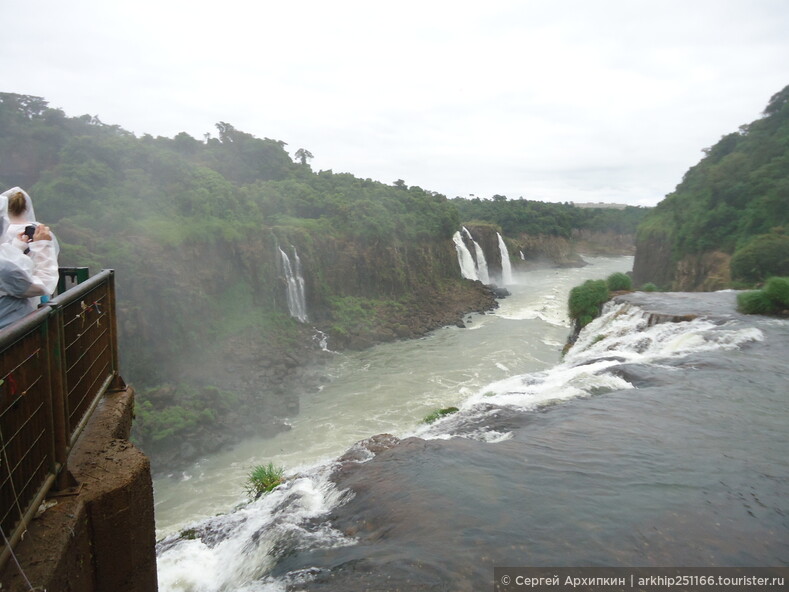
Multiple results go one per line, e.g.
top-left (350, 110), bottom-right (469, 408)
top-left (153, 257), bottom-right (632, 539)
top-left (154, 257), bottom-right (789, 591)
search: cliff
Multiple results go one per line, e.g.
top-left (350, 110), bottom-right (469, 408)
top-left (111, 227), bottom-right (497, 472)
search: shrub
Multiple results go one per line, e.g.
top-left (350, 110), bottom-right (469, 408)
top-left (730, 233), bottom-right (789, 284)
top-left (606, 272), bottom-right (632, 291)
top-left (737, 291), bottom-right (778, 315)
top-left (244, 463), bottom-right (285, 499)
top-left (568, 279), bottom-right (609, 328)
top-left (764, 277), bottom-right (789, 308)
top-left (423, 407), bottom-right (459, 424)
top-left (640, 282), bottom-right (658, 292)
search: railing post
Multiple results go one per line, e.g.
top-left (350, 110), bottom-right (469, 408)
top-left (106, 270), bottom-right (125, 391)
top-left (45, 302), bottom-right (74, 492)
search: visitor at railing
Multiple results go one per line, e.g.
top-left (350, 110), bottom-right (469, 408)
top-left (0, 187), bottom-right (60, 255)
top-left (0, 221), bottom-right (58, 330)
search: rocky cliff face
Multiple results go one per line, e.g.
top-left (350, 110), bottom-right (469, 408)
top-left (571, 230), bottom-right (636, 256)
top-left (632, 233), bottom-right (731, 291)
top-left (632, 233), bottom-right (675, 289)
top-left (515, 233), bottom-right (587, 268)
top-left (673, 251), bottom-right (731, 291)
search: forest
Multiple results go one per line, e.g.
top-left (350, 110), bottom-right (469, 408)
top-left (0, 92), bottom-right (648, 467)
top-left (452, 195), bottom-right (648, 237)
top-left (633, 84), bottom-right (789, 287)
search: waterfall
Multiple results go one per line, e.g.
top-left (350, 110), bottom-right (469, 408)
top-left (279, 246), bottom-right (308, 323)
top-left (519, 250), bottom-right (525, 261)
top-left (462, 227), bottom-right (490, 284)
top-left (497, 232), bottom-right (513, 285)
top-left (452, 231), bottom-right (479, 281)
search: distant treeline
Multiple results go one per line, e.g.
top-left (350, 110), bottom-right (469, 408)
top-left (451, 195), bottom-right (649, 237)
top-left (0, 94), bottom-right (464, 259)
top-left (1, 92), bottom-right (652, 261)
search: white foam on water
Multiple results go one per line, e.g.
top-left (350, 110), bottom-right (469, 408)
top-left (568, 302), bottom-right (764, 365)
top-left (156, 469), bottom-right (354, 592)
top-left (424, 301), bottom-right (764, 443)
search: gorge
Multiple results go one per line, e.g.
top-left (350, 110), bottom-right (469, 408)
top-left (1, 87), bottom-right (787, 592)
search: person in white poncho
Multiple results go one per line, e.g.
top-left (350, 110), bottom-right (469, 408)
top-left (0, 189), bottom-right (59, 330)
top-left (0, 186), bottom-right (60, 253)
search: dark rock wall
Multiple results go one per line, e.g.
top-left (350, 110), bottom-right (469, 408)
top-left (632, 233), bottom-right (675, 289)
top-left (633, 233), bottom-right (731, 291)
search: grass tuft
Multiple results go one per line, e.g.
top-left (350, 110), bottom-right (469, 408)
top-left (244, 462), bottom-right (285, 499)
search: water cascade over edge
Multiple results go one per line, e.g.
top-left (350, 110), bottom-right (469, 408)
top-left (461, 227), bottom-right (490, 284)
top-left (278, 246), bottom-right (308, 323)
top-left (452, 231), bottom-right (479, 281)
top-left (497, 232), bottom-right (513, 285)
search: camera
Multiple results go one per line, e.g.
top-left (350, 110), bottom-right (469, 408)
top-left (23, 224), bottom-right (37, 240)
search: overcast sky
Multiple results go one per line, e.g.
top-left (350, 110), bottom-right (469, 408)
top-left (2, 1), bottom-right (788, 206)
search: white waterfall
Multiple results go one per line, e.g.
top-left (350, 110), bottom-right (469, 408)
top-left (279, 246), bottom-right (308, 323)
top-left (497, 232), bottom-right (513, 285)
top-left (453, 231), bottom-right (479, 281)
top-left (462, 227), bottom-right (490, 284)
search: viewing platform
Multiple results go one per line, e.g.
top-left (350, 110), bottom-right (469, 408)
top-left (0, 269), bottom-right (157, 592)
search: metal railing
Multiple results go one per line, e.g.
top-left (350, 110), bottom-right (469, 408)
top-left (0, 269), bottom-right (123, 568)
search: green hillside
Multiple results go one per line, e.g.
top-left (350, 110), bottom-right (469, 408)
top-left (633, 84), bottom-right (789, 288)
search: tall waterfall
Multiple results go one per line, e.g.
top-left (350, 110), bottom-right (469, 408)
top-left (462, 227), bottom-right (490, 284)
top-left (452, 231), bottom-right (479, 281)
top-left (279, 246), bottom-right (308, 323)
top-left (497, 232), bottom-right (513, 285)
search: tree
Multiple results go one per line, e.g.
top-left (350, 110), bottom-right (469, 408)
top-left (294, 148), bottom-right (313, 166)
top-left (763, 84), bottom-right (789, 117)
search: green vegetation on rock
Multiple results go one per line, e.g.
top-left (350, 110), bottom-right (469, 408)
top-left (244, 463), bottom-right (285, 499)
top-left (730, 233), bottom-right (789, 284)
top-left (568, 279), bottom-right (610, 330)
top-left (764, 277), bottom-right (789, 308)
top-left (737, 290), bottom-right (779, 315)
top-left (423, 407), bottom-right (460, 424)
top-left (737, 277), bottom-right (789, 316)
top-left (567, 272), bottom-right (632, 331)
top-left (606, 272), bottom-right (632, 292)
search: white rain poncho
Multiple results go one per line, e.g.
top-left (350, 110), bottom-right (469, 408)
top-left (0, 186), bottom-right (60, 254)
top-left (0, 194), bottom-right (59, 330)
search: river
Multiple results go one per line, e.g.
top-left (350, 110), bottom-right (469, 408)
top-left (154, 256), bottom-right (789, 591)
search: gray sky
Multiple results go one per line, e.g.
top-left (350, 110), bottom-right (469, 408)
top-left (2, 1), bottom-right (788, 206)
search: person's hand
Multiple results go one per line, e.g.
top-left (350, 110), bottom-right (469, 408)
top-left (32, 224), bottom-right (52, 242)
